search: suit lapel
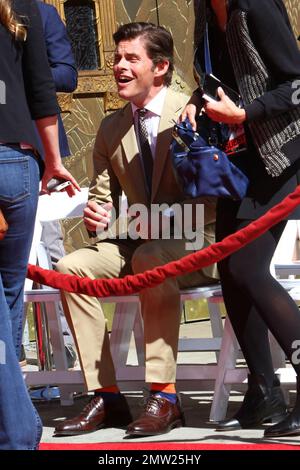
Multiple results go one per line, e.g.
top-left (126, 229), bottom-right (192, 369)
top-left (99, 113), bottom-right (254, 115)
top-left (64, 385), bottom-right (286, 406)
top-left (120, 90), bottom-right (185, 204)
top-left (151, 89), bottom-right (183, 201)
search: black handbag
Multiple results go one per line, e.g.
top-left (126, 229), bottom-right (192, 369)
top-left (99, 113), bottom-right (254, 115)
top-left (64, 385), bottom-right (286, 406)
top-left (171, 25), bottom-right (249, 200)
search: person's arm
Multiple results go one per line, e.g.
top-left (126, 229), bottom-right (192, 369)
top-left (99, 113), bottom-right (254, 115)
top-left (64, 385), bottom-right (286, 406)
top-left (204, 87), bottom-right (246, 124)
top-left (179, 91), bottom-right (204, 131)
top-left (21, 1), bottom-right (79, 194)
top-left (35, 115), bottom-right (80, 195)
top-left (42, 4), bottom-right (77, 92)
top-left (184, 0), bottom-right (300, 127)
top-left (22, 0), bottom-right (59, 121)
top-left (244, 0), bottom-right (300, 121)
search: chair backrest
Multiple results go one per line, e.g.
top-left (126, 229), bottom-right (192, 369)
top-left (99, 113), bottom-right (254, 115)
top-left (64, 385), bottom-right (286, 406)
top-left (24, 190), bottom-right (89, 405)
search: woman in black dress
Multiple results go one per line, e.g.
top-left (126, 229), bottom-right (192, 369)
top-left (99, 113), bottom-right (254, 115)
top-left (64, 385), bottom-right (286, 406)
top-left (181, 0), bottom-right (300, 437)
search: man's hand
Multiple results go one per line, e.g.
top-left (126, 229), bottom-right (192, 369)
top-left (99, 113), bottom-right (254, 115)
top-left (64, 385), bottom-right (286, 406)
top-left (179, 92), bottom-right (203, 131)
top-left (179, 103), bottom-right (198, 131)
top-left (204, 87), bottom-right (246, 124)
top-left (83, 200), bottom-right (113, 233)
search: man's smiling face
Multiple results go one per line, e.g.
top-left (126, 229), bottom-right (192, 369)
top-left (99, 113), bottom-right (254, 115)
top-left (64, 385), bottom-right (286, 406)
top-left (113, 36), bottom-right (164, 107)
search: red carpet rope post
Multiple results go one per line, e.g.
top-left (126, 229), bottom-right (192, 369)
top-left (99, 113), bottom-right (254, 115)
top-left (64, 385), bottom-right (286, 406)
top-left (27, 185), bottom-right (300, 297)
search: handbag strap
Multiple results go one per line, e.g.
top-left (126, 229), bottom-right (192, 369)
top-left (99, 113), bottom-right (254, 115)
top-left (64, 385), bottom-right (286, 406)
top-left (204, 23), bottom-right (212, 75)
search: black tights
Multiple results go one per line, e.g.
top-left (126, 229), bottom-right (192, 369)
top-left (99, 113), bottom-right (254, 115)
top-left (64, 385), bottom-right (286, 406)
top-left (216, 204), bottom-right (300, 388)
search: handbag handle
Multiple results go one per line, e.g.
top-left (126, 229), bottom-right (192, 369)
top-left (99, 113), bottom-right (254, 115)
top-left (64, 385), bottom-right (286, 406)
top-left (204, 23), bottom-right (213, 75)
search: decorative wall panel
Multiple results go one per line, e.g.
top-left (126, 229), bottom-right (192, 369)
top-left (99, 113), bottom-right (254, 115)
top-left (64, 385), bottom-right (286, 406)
top-left (44, 0), bottom-right (299, 254)
top-left (42, 1), bottom-right (118, 250)
top-left (115, 0), bottom-right (195, 94)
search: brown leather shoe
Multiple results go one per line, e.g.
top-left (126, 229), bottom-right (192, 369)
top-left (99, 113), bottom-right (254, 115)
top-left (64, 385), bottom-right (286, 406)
top-left (126, 395), bottom-right (184, 437)
top-left (54, 394), bottom-right (132, 436)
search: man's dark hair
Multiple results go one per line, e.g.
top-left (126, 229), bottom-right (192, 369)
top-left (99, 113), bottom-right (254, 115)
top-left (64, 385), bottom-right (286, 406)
top-left (113, 22), bottom-right (174, 87)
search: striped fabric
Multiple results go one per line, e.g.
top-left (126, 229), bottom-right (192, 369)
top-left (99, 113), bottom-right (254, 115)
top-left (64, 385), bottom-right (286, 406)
top-left (226, 10), bottom-right (300, 177)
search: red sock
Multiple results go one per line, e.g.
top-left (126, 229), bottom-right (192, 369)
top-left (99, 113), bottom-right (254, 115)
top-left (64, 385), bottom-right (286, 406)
top-left (150, 383), bottom-right (176, 394)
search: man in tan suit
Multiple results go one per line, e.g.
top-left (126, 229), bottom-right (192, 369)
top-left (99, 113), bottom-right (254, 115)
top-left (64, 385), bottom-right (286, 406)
top-left (54, 22), bottom-right (217, 438)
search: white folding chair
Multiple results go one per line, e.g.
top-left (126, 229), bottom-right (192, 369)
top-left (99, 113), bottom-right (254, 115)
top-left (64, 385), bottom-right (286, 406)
top-left (24, 190), bottom-right (229, 415)
top-left (24, 190), bottom-right (88, 405)
top-left (111, 285), bottom-right (225, 384)
top-left (209, 221), bottom-right (300, 422)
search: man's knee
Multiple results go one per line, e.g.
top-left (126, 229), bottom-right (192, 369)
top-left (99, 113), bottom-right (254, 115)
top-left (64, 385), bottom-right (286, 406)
top-left (56, 253), bottom-right (78, 275)
top-left (132, 242), bottom-right (164, 273)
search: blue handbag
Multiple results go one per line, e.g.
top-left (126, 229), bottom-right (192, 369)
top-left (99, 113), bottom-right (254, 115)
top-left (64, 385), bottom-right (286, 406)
top-left (171, 118), bottom-right (249, 199)
top-left (171, 24), bottom-right (249, 200)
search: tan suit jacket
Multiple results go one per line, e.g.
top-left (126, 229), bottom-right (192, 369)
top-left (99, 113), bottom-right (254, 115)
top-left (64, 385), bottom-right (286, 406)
top-left (89, 87), bottom-right (217, 278)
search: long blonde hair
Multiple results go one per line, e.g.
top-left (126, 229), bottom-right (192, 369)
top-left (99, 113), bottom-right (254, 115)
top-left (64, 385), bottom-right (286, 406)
top-left (0, 0), bottom-right (27, 41)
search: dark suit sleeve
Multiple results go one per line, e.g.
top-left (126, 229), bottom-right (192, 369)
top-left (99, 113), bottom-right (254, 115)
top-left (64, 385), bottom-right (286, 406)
top-left (42, 4), bottom-right (77, 92)
top-left (244, 0), bottom-right (300, 121)
top-left (22, 0), bottom-right (59, 119)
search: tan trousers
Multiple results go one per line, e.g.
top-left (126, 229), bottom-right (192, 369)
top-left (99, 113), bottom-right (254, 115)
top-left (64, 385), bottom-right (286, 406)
top-left (56, 228), bottom-right (217, 391)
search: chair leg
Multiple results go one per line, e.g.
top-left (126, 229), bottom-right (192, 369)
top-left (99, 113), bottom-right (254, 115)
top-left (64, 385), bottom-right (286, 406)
top-left (45, 301), bottom-right (68, 371)
top-left (269, 332), bottom-right (290, 404)
top-left (269, 332), bottom-right (286, 369)
top-left (207, 299), bottom-right (224, 361)
top-left (58, 385), bottom-right (76, 406)
top-left (33, 302), bottom-right (53, 370)
top-left (133, 304), bottom-right (144, 366)
top-left (40, 301), bottom-right (74, 405)
top-left (110, 301), bottom-right (139, 378)
top-left (209, 316), bottom-right (240, 422)
top-left (29, 301), bottom-right (74, 406)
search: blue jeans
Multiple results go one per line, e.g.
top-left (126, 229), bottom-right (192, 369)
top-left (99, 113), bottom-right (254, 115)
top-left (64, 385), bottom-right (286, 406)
top-left (0, 145), bottom-right (42, 449)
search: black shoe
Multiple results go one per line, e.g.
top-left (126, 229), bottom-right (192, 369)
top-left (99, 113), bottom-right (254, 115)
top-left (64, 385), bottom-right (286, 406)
top-left (264, 376), bottom-right (300, 438)
top-left (216, 374), bottom-right (288, 431)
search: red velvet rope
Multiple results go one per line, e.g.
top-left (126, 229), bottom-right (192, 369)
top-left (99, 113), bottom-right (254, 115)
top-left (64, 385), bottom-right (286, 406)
top-left (27, 185), bottom-right (300, 297)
